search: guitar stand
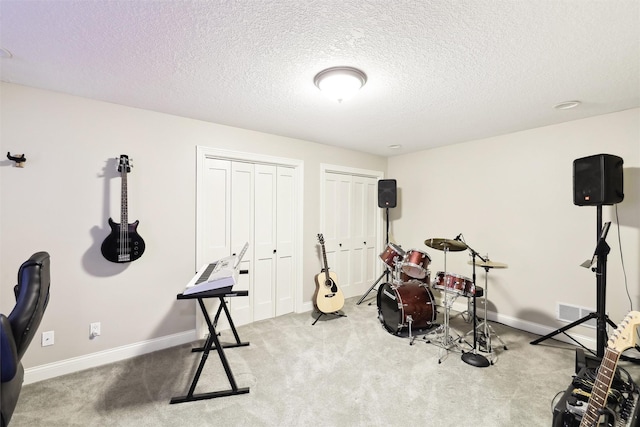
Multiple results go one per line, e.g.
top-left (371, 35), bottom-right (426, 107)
top-left (312, 310), bottom-right (347, 326)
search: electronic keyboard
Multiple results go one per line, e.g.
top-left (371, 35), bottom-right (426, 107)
top-left (183, 243), bottom-right (248, 295)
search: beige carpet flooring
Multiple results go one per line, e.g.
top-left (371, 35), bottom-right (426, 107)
top-left (9, 296), bottom-right (640, 426)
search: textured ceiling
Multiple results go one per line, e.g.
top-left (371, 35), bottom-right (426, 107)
top-left (1, 1), bottom-right (638, 156)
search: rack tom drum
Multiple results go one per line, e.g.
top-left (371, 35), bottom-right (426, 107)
top-left (379, 243), bottom-right (405, 270)
top-left (401, 249), bottom-right (431, 279)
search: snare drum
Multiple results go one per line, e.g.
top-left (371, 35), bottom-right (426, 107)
top-left (377, 282), bottom-right (436, 334)
top-left (379, 243), bottom-right (405, 270)
top-left (401, 249), bottom-right (431, 279)
top-left (433, 271), bottom-right (475, 297)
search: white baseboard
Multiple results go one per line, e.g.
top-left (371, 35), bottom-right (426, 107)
top-left (298, 300), bottom-right (314, 314)
top-left (25, 301), bottom-right (596, 385)
top-left (450, 300), bottom-right (596, 350)
top-left (24, 330), bottom-right (197, 385)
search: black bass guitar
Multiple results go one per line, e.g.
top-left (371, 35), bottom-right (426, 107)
top-left (101, 155), bottom-right (145, 263)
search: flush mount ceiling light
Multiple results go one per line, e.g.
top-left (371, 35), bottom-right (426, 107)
top-left (314, 66), bottom-right (367, 103)
top-left (553, 100), bottom-right (581, 110)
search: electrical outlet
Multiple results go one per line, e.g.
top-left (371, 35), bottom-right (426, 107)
top-left (42, 330), bottom-right (54, 346)
top-left (90, 322), bottom-right (101, 338)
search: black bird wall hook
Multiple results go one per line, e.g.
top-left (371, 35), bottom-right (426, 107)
top-left (7, 152), bottom-right (26, 167)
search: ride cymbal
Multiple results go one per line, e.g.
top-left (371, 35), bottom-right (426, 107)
top-left (468, 260), bottom-right (508, 269)
top-left (424, 238), bottom-right (467, 252)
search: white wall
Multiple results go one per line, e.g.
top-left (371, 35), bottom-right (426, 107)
top-left (0, 83), bottom-right (387, 374)
top-left (388, 109), bottom-right (640, 345)
top-left (2, 81), bottom-right (637, 381)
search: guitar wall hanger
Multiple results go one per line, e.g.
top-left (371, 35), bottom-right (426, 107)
top-left (7, 152), bottom-right (26, 167)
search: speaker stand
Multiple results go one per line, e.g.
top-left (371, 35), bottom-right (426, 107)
top-left (530, 205), bottom-right (616, 357)
top-left (357, 207), bottom-right (390, 305)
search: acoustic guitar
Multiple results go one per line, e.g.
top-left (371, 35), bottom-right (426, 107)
top-left (314, 234), bottom-right (345, 313)
top-left (579, 310), bottom-right (640, 426)
top-left (101, 155), bottom-right (146, 263)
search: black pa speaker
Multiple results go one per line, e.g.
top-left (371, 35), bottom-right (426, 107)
top-left (378, 179), bottom-right (397, 208)
top-left (573, 154), bottom-right (624, 206)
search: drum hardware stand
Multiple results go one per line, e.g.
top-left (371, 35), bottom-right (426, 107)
top-left (530, 210), bottom-right (616, 358)
top-left (473, 263), bottom-right (508, 353)
top-left (357, 271), bottom-right (387, 305)
top-left (424, 290), bottom-right (462, 363)
top-left (357, 207), bottom-right (391, 305)
top-left (460, 240), bottom-right (491, 368)
top-left (407, 315), bottom-right (417, 345)
top-left (455, 297), bottom-right (479, 324)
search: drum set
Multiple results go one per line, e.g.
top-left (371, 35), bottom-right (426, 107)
top-left (376, 243), bottom-right (436, 339)
top-left (373, 237), bottom-right (507, 364)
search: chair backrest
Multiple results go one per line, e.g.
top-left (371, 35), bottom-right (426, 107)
top-left (8, 251), bottom-right (51, 360)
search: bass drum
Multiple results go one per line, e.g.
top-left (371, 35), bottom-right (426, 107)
top-left (377, 282), bottom-right (436, 334)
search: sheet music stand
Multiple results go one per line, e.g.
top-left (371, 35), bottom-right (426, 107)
top-left (170, 287), bottom-right (250, 404)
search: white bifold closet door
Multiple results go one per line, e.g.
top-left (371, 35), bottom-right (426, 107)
top-left (322, 171), bottom-right (379, 299)
top-left (200, 158), bottom-right (294, 330)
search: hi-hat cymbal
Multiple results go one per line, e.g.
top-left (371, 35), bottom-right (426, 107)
top-left (468, 260), bottom-right (508, 269)
top-left (424, 238), bottom-right (467, 252)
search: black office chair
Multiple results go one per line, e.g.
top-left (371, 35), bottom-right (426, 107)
top-left (1, 252), bottom-right (51, 427)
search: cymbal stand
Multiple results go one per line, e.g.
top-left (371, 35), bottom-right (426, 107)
top-left (460, 241), bottom-right (490, 368)
top-left (475, 263), bottom-right (508, 355)
top-left (424, 289), bottom-right (461, 363)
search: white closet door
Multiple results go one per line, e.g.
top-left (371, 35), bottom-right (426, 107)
top-left (363, 178), bottom-right (378, 287)
top-left (323, 172), bottom-right (353, 295)
top-left (351, 176), bottom-right (378, 293)
top-left (229, 162), bottom-right (254, 326)
top-left (198, 158), bottom-right (232, 337)
top-left (322, 170), bottom-right (381, 299)
top-left (254, 164), bottom-right (277, 321)
top-left (276, 166), bottom-right (295, 315)
top-left (197, 147), bottom-right (302, 331)
top-left (201, 158), bottom-right (231, 261)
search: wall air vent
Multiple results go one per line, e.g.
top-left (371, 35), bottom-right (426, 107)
top-left (557, 303), bottom-right (597, 329)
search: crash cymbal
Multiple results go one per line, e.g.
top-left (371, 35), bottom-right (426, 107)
top-left (424, 238), bottom-right (467, 252)
top-left (468, 260), bottom-right (508, 269)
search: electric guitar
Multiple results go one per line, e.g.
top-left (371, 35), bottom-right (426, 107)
top-left (314, 234), bottom-right (345, 313)
top-left (579, 311), bottom-right (640, 426)
top-left (101, 155), bottom-right (146, 263)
